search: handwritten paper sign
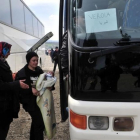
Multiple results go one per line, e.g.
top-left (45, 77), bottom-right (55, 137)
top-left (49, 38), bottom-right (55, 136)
top-left (85, 8), bottom-right (117, 33)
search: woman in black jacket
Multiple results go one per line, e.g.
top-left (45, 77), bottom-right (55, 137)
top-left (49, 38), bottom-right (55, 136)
top-left (15, 52), bottom-right (46, 140)
top-left (0, 42), bottom-right (29, 140)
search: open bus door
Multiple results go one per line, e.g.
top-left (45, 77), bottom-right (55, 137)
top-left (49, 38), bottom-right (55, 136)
top-left (59, 0), bottom-right (69, 122)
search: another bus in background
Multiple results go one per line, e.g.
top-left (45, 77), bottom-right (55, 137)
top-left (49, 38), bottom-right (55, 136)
top-left (0, 0), bottom-right (52, 73)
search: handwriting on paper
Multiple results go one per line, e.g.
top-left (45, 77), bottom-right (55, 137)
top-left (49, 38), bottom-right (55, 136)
top-left (85, 8), bottom-right (117, 33)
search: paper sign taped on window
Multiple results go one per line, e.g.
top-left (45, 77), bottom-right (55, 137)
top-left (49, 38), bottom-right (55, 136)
top-left (85, 8), bottom-right (117, 33)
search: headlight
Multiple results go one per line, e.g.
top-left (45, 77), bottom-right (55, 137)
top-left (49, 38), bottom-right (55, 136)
top-left (89, 116), bottom-right (109, 130)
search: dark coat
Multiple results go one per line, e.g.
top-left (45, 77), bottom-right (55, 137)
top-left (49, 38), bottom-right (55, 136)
top-left (52, 50), bottom-right (59, 63)
top-left (50, 49), bottom-right (54, 58)
top-left (0, 60), bottom-right (20, 124)
top-left (15, 65), bottom-right (43, 111)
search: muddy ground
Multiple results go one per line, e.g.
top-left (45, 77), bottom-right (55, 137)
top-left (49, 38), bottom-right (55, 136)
top-left (7, 56), bottom-right (70, 140)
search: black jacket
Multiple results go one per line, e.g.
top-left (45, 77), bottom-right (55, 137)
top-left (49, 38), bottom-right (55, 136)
top-left (15, 65), bottom-right (43, 111)
top-left (0, 60), bottom-right (20, 122)
top-left (60, 31), bottom-right (68, 76)
top-left (52, 50), bottom-right (59, 63)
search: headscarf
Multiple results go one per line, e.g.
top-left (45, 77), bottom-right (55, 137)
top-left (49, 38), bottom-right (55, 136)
top-left (0, 42), bottom-right (12, 57)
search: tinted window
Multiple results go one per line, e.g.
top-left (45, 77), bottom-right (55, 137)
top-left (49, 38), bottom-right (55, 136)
top-left (11, 0), bottom-right (25, 31)
top-left (70, 0), bottom-right (140, 102)
top-left (70, 0), bottom-right (140, 47)
top-left (0, 0), bottom-right (11, 24)
top-left (25, 6), bottom-right (33, 34)
top-left (33, 16), bottom-right (39, 37)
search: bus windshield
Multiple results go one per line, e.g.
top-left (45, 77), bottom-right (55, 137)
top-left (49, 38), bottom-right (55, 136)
top-left (70, 0), bottom-right (140, 47)
top-left (69, 0), bottom-right (140, 102)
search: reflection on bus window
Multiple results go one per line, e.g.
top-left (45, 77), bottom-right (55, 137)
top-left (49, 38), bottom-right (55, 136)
top-left (74, 9), bottom-right (86, 34)
top-left (70, 0), bottom-right (140, 47)
top-left (123, 0), bottom-right (140, 28)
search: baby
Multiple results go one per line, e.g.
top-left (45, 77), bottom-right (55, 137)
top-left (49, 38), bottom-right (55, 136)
top-left (36, 71), bottom-right (57, 96)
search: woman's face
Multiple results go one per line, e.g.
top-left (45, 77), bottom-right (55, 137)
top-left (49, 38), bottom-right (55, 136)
top-left (28, 56), bottom-right (38, 69)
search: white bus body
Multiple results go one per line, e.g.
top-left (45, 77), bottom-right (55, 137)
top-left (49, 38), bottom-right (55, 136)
top-left (69, 95), bottom-right (140, 140)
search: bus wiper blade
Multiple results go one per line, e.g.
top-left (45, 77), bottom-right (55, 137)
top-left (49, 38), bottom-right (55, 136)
top-left (90, 43), bottom-right (140, 59)
top-left (116, 40), bottom-right (140, 45)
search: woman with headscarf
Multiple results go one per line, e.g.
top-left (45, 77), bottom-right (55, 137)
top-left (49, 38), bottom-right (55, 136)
top-left (0, 42), bottom-right (29, 140)
top-left (15, 52), bottom-right (53, 140)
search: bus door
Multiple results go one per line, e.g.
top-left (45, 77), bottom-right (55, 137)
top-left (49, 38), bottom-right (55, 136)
top-left (59, 0), bottom-right (69, 122)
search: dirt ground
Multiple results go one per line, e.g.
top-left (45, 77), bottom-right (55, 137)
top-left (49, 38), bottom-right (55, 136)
top-left (7, 56), bottom-right (70, 140)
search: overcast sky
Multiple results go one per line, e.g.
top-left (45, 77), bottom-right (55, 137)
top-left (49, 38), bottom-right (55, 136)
top-left (23, 0), bottom-right (60, 41)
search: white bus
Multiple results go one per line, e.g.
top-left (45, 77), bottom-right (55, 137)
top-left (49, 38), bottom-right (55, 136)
top-left (59, 0), bottom-right (140, 140)
top-left (0, 0), bottom-right (52, 73)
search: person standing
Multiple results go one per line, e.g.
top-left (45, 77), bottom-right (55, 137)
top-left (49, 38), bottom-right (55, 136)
top-left (15, 52), bottom-right (45, 140)
top-left (50, 48), bottom-right (54, 63)
top-left (0, 42), bottom-right (29, 140)
top-left (45, 50), bottom-right (48, 55)
top-left (52, 46), bottom-right (59, 72)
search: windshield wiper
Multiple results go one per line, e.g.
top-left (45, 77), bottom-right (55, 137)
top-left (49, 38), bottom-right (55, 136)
top-left (116, 40), bottom-right (140, 45)
top-left (69, 30), bottom-right (140, 56)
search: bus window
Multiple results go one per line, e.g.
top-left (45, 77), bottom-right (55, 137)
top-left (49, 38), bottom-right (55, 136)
top-left (68, 0), bottom-right (140, 102)
top-left (70, 0), bottom-right (140, 48)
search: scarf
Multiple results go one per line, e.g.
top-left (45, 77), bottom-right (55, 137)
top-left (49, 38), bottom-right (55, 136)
top-left (0, 42), bottom-right (12, 58)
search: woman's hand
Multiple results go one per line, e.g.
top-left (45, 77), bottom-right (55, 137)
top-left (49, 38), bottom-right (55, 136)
top-left (19, 80), bottom-right (29, 89)
top-left (32, 88), bottom-right (40, 96)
